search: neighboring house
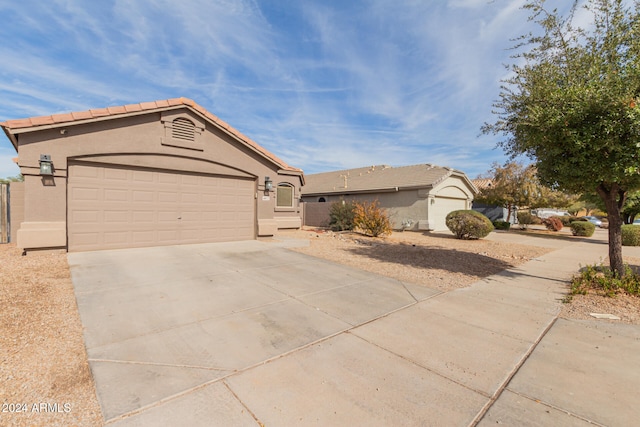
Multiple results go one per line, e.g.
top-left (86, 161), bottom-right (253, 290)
top-left (1, 98), bottom-right (304, 252)
top-left (301, 164), bottom-right (478, 231)
top-left (470, 178), bottom-right (517, 223)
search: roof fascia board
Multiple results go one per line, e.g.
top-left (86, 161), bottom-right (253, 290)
top-left (2, 103), bottom-right (302, 174)
top-left (2, 127), bottom-right (17, 151)
top-left (303, 186), bottom-right (400, 196)
top-left (4, 108), bottom-right (171, 135)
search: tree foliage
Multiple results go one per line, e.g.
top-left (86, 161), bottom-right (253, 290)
top-left (0, 174), bottom-right (23, 184)
top-left (621, 190), bottom-right (640, 223)
top-left (483, 0), bottom-right (640, 276)
top-left (475, 162), bottom-right (575, 221)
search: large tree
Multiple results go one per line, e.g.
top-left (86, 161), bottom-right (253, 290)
top-left (483, 0), bottom-right (640, 276)
top-left (476, 162), bottom-right (574, 221)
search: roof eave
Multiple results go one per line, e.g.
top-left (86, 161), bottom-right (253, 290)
top-left (0, 99), bottom-right (302, 174)
top-left (302, 186), bottom-right (400, 196)
top-left (2, 126), bottom-right (18, 151)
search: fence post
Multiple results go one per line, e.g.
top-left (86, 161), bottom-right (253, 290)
top-left (0, 184), bottom-right (8, 243)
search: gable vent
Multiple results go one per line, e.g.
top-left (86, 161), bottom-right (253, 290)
top-left (171, 118), bottom-right (196, 141)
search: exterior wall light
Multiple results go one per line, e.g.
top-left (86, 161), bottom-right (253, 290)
top-left (39, 154), bottom-right (53, 176)
top-left (265, 176), bottom-right (273, 191)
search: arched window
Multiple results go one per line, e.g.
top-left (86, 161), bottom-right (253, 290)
top-left (276, 183), bottom-right (294, 208)
top-left (318, 197), bottom-right (326, 202)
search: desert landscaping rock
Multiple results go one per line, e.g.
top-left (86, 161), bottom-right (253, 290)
top-left (0, 244), bottom-right (103, 427)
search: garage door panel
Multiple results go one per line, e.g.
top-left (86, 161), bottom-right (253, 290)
top-left (68, 164), bottom-right (256, 251)
top-left (105, 188), bottom-right (129, 201)
top-left (132, 170), bottom-right (154, 182)
top-left (72, 210), bottom-right (100, 223)
top-left (104, 210), bottom-right (129, 223)
top-left (72, 187), bottom-right (100, 201)
top-left (104, 168), bottom-right (128, 180)
top-left (158, 174), bottom-right (179, 184)
top-left (433, 197), bottom-right (467, 231)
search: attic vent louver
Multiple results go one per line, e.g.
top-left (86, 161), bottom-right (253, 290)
top-left (172, 118), bottom-right (196, 141)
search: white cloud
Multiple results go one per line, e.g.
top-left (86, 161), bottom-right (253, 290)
top-left (0, 0), bottom-right (541, 178)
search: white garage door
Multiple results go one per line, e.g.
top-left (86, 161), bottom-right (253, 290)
top-left (68, 164), bottom-right (255, 251)
top-left (432, 197), bottom-right (467, 231)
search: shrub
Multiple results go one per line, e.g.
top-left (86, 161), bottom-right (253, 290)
top-left (621, 224), bottom-right (640, 246)
top-left (493, 220), bottom-right (511, 230)
top-left (557, 215), bottom-right (579, 226)
top-left (542, 216), bottom-right (563, 231)
top-left (569, 262), bottom-right (640, 298)
top-left (517, 212), bottom-right (534, 228)
top-left (570, 221), bottom-right (595, 237)
top-left (329, 200), bottom-right (356, 231)
top-left (445, 210), bottom-right (494, 240)
top-left (353, 199), bottom-right (392, 237)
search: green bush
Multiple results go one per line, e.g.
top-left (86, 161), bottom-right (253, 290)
top-left (353, 199), bottom-right (392, 237)
top-left (517, 212), bottom-right (534, 228)
top-left (556, 215), bottom-right (579, 226)
top-left (543, 216), bottom-right (563, 231)
top-left (445, 210), bottom-right (494, 240)
top-left (621, 224), bottom-right (640, 246)
top-left (329, 200), bottom-right (356, 231)
top-left (570, 221), bottom-right (595, 237)
top-left (493, 220), bottom-right (511, 230)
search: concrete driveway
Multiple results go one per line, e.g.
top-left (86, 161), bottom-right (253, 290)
top-left (68, 235), bottom-right (640, 426)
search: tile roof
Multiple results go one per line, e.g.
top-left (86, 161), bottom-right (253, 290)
top-left (471, 178), bottom-right (493, 190)
top-left (0, 97), bottom-right (302, 173)
top-left (302, 164), bottom-right (476, 195)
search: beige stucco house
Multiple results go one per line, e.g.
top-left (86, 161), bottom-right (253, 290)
top-left (301, 164), bottom-right (477, 231)
top-left (1, 98), bottom-right (304, 252)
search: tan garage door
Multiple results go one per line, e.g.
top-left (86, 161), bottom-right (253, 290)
top-left (68, 164), bottom-right (255, 251)
top-left (432, 197), bottom-right (467, 231)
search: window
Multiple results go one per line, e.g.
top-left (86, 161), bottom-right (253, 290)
top-left (276, 183), bottom-right (294, 208)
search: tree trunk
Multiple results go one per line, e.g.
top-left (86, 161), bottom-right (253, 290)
top-left (596, 183), bottom-right (626, 277)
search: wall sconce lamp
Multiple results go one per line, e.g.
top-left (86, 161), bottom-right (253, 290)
top-left (39, 154), bottom-right (53, 176)
top-left (264, 176), bottom-right (273, 191)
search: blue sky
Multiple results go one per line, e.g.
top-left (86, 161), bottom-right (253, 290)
top-left (0, 0), bottom-right (576, 179)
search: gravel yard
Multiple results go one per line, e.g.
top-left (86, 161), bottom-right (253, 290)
top-left (282, 228), bottom-right (552, 292)
top-left (0, 244), bottom-right (102, 427)
top-left (1, 228), bottom-right (637, 425)
top-left (281, 228), bottom-right (640, 324)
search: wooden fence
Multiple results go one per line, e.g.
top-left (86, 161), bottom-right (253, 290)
top-left (0, 184), bottom-right (8, 243)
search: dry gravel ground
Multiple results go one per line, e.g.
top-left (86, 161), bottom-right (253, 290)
top-left (282, 228), bottom-right (552, 292)
top-left (0, 244), bottom-right (102, 427)
top-left (1, 228), bottom-right (638, 426)
top-left (281, 228), bottom-right (639, 324)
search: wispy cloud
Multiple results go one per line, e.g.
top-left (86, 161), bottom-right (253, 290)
top-left (0, 0), bottom-right (548, 178)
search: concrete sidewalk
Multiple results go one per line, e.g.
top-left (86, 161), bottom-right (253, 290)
top-left (68, 230), bottom-right (640, 426)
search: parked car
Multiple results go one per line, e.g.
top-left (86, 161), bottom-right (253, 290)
top-left (580, 216), bottom-right (603, 227)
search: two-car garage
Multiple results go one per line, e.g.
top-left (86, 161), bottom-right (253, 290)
top-left (1, 98), bottom-right (304, 253)
top-left (67, 163), bottom-right (255, 252)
